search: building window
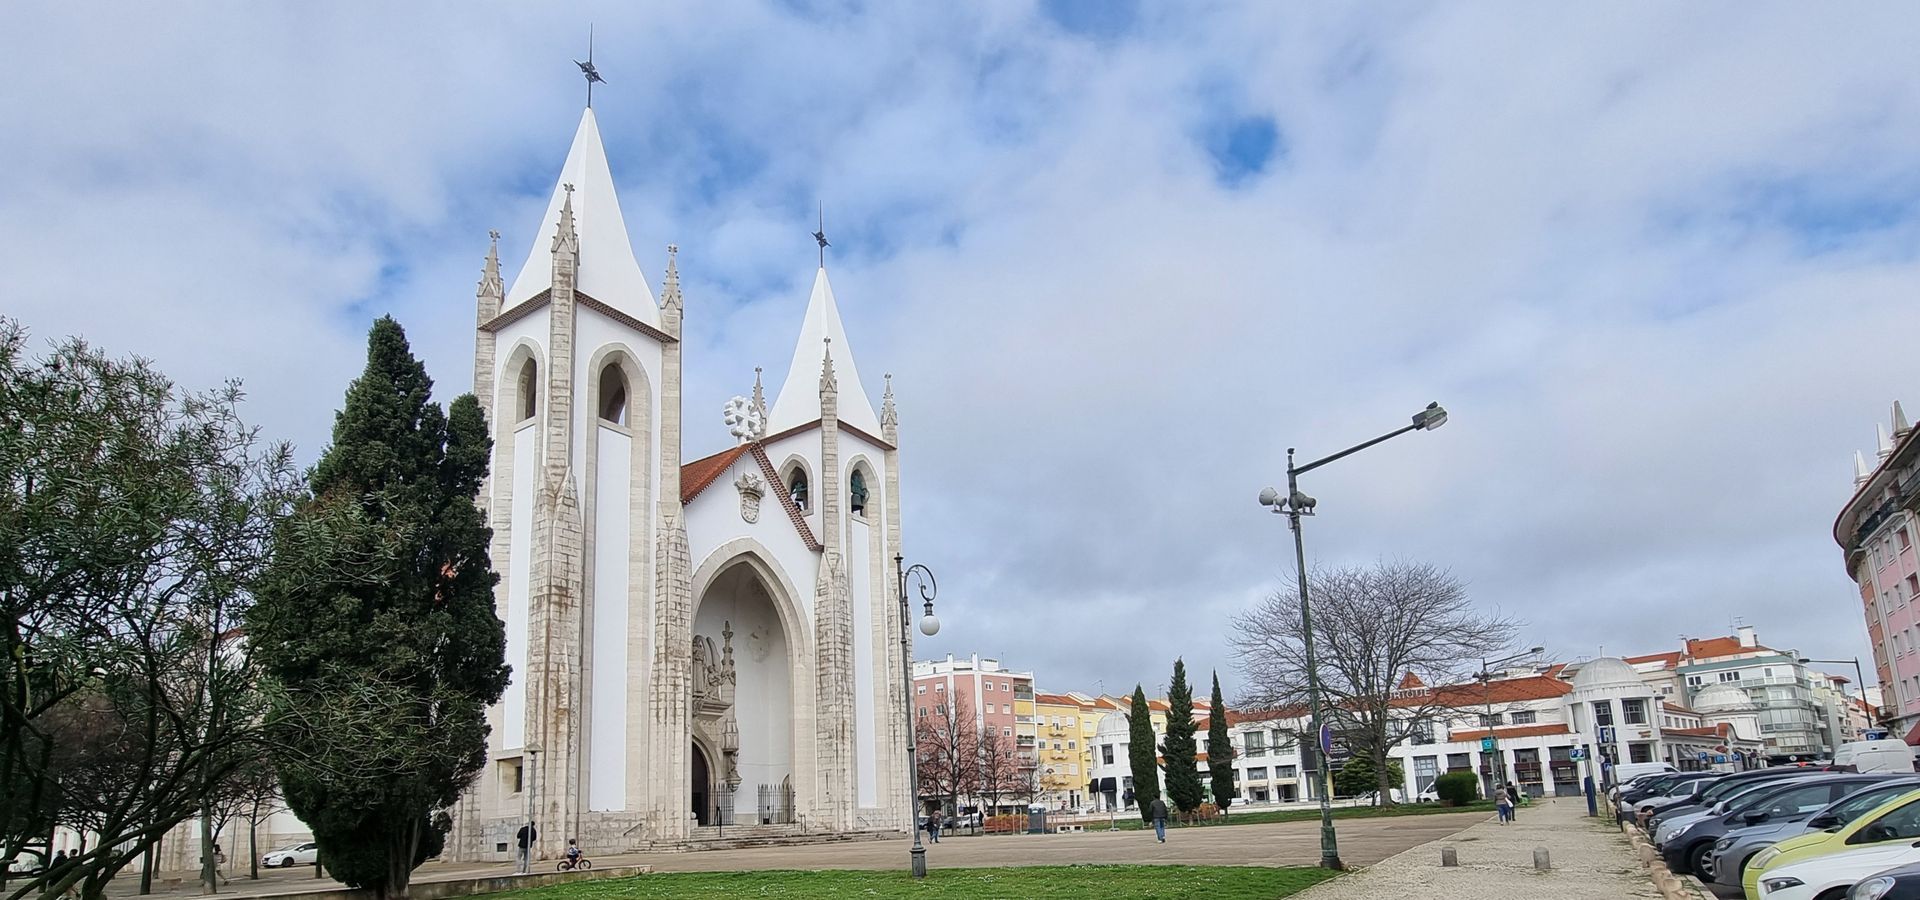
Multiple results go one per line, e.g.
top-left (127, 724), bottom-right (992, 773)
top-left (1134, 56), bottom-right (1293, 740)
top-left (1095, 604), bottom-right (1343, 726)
top-left (1103, 744), bottom-right (1114, 764)
top-left (1245, 732), bottom-right (1267, 757)
top-left (1622, 699), bottom-right (1648, 725)
top-left (1068, 740), bottom-right (1076, 750)
top-left (1593, 702), bottom-right (1614, 726)
top-left (918, 707), bottom-right (927, 718)
top-left (849, 469), bottom-right (869, 516)
top-left (597, 363), bottom-right (627, 424)
top-left (1276, 765), bottom-right (1298, 779)
top-left (985, 682), bottom-right (994, 691)
top-left (1003, 704), bottom-right (1011, 714)
top-left (787, 468), bottom-right (809, 512)
top-left (1629, 743), bottom-right (1654, 763)
top-left (1247, 767), bottom-right (1268, 781)
top-left (1719, 671), bottom-right (1741, 683)
top-left (506, 759), bottom-right (524, 794)
top-left (916, 685), bottom-right (925, 694)
top-left (934, 683), bottom-right (944, 693)
top-left (1003, 682), bottom-right (1011, 691)
top-left (1004, 727), bottom-right (1012, 737)
top-left (1479, 713), bottom-right (1504, 728)
top-left (1686, 675), bottom-right (1703, 687)
top-left (1511, 710), bottom-right (1537, 725)
top-left (517, 359), bottom-right (539, 421)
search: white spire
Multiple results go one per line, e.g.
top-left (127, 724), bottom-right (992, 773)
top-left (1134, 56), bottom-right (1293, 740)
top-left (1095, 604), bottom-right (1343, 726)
top-left (766, 267), bottom-right (882, 437)
top-left (1896, 401), bottom-right (1911, 437)
top-left (1856, 450), bottom-right (1872, 486)
top-left (503, 108), bottom-right (659, 327)
top-left (1879, 423), bottom-right (1894, 460)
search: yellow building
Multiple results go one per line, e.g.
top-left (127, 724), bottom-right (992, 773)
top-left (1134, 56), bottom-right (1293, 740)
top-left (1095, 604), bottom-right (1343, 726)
top-left (1034, 692), bottom-right (1132, 808)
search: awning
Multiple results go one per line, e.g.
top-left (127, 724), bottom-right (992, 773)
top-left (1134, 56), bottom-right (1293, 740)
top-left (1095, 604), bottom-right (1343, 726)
top-left (1098, 777), bottom-right (1117, 792)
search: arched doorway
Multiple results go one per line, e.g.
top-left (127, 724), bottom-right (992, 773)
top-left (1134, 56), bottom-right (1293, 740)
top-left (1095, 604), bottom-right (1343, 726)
top-left (691, 743), bottom-right (712, 826)
top-left (691, 560), bottom-right (795, 826)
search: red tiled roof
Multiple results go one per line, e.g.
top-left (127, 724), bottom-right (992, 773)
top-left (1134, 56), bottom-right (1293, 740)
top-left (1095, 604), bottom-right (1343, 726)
top-left (678, 443), bottom-right (820, 551)
top-left (1685, 636), bottom-right (1771, 659)
top-left (1397, 672), bottom-right (1426, 690)
top-left (1665, 724), bottom-right (1734, 739)
top-left (1422, 675), bottom-right (1573, 708)
top-left (1034, 692), bottom-right (1079, 706)
top-left (680, 445), bottom-right (751, 503)
top-left (1542, 663), bottom-right (1569, 678)
top-left (1448, 724), bottom-right (1572, 741)
top-left (1194, 706), bottom-right (1308, 730)
top-left (1625, 651), bottom-right (1682, 668)
top-left (1662, 702), bottom-right (1694, 715)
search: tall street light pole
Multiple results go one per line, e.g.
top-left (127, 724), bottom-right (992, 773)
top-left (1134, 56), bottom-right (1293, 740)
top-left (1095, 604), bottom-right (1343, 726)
top-left (895, 554), bottom-right (941, 879)
top-left (1260, 402), bottom-right (1449, 871)
top-left (1799, 657), bottom-right (1871, 739)
top-left (1478, 647), bottom-right (1545, 795)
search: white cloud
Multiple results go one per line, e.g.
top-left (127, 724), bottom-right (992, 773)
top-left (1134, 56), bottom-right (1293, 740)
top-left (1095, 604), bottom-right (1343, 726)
top-left (4, 2), bottom-right (1918, 699)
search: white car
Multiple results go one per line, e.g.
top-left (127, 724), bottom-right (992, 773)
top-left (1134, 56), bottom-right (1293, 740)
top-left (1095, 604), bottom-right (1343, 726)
top-left (1752, 842), bottom-right (1920, 898)
top-left (260, 842), bottom-right (318, 868)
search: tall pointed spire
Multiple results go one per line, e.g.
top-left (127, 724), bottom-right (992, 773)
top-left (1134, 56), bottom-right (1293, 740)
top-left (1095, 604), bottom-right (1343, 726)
top-left (766, 266), bottom-right (882, 436)
top-left (819, 338), bottom-right (838, 396)
top-left (503, 109), bottom-right (659, 327)
top-left (1879, 423), bottom-right (1894, 460)
top-left (553, 184), bottom-right (579, 255)
top-left (661, 243), bottom-right (682, 312)
top-left (880, 372), bottom-right (897, 435)
top-left (1857, 450), bottom-right (1873, 486)
top-left (751, 366), bottom-right (767, 425)
top-left (1896, 401), bottom-right (1911, 437)
top-left (476, 230), bottom-right (503, 319)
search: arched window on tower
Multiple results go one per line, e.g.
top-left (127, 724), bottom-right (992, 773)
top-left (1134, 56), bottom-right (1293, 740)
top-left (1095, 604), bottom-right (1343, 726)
top-left (788, 468), bottom-right (809, 512)
top-left (517, 359), bottom-right (539, 422)
top-left (849, 469), bottom-right (869, 516)
top-left (598, 363), bottom-right (627, 425)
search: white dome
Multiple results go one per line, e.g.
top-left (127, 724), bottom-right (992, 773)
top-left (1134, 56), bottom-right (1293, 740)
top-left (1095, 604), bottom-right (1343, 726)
top-left (1570, 657), bottom-right (1642, 690)
top-left (1691, 683), bottom-right (1756, 713)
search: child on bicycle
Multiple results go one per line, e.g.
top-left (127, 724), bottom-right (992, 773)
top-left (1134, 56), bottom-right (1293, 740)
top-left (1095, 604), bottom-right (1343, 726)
top-left (565, 839), bottom-right (582, 866)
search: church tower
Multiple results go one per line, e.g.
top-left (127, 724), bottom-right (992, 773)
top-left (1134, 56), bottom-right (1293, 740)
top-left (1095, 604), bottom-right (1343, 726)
top-left (460, 107), bottom-right (672, 858)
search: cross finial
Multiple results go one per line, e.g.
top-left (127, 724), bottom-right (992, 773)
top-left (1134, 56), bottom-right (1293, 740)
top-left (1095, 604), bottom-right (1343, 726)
top-left (575, 25), bottom-right (606, 108)
top-left (812, 203), bottom-right (829, 268)
top-left (488, 229), bottom-right (501, 243)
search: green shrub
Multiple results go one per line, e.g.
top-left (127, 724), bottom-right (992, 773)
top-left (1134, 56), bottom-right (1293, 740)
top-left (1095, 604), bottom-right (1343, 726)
top-left (1433, 771), bottom-right (1479, 806)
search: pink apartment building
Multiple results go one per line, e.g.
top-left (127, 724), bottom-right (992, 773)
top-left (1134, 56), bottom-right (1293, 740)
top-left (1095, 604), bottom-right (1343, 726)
top-left (912, 653), bottom-right (1035, 764)
top-left (1834, 402), bottom-right (1920, 742)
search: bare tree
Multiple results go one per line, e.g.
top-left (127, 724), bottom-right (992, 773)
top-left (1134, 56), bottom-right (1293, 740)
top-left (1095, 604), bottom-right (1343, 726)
top-left (223, 758), bottom-right (283, 880)
top-left (1232, 560), bottom-right (1516, 804)
top-left (914, 694), bottom-right (979, 816)
top-left (974, 731), bottom-right (1019, 817)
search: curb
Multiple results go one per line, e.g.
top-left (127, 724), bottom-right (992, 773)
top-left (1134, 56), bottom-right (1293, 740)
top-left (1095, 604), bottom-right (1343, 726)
top-left (1623, 826), bottom-right (1706, 900)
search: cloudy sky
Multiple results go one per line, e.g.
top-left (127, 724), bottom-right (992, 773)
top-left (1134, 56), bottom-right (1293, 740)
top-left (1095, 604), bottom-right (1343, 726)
top-left (6, 2), bottom-right (1919, 701)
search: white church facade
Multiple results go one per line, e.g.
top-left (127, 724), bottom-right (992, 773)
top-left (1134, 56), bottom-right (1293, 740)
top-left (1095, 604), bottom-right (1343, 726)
top-left (448, 106), bottom-right (911, 858)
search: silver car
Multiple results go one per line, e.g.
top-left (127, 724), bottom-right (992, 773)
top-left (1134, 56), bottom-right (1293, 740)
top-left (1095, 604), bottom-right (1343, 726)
top-left (1707, 777), bottom-right (1920, 892)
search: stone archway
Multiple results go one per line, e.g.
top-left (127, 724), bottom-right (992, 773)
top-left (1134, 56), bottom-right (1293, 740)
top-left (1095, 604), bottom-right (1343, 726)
top-left (691, 560), bottom-right (796, 826)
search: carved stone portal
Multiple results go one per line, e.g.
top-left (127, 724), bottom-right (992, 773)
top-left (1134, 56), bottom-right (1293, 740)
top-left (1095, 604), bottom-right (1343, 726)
top-left (690, 621), bottom-right (743, 804)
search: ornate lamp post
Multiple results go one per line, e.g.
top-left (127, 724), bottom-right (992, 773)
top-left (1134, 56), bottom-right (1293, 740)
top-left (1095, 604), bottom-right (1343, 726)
top-left (895, 554), bottom-right (941, 879)
top-left (1260, 402), bottom-right (1448, 870)
top-left (1478, 647), bottom-right (1545, 794)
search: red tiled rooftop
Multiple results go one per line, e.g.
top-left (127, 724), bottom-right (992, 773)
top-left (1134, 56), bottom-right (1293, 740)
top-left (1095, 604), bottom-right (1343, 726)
top-left (1684, 636), bottom-right (1772, 659)
top-left (1625, 651), bottom-right (1681, 668)
top-left (680, 445), bottom-right (750, 503)
top-left (1397, 672), bottom-right (1426, 690)
top-left (1421, 675), bottom-right (1573, 708)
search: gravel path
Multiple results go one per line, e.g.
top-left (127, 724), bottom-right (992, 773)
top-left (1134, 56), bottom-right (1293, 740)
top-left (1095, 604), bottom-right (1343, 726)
top-left (1294, 798), bottom-right (1660, 899)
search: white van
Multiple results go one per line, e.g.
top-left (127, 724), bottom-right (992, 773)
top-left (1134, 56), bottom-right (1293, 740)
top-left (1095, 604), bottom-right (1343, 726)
top-left (1832, 739), bottom-right (1917, 773)
top-left (1612, 762), bottom-right (1679, 784)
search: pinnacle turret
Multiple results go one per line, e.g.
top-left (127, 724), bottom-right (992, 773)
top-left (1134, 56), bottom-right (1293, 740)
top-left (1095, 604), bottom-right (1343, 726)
top-left (553, 184), bottom-right (579, 256)
top-left (1856, 450), bottom-right (1872, 487)
top-left (662, 243), bottom-right (682, 312)
top-left (880, 373), bottom-right (897, 437)
top-left (1896, 401), bottom-right (1911, 437)
top-left (477, 230), bottom-right (503, 320)
top-left (819, 338), bottom-right (838, 397)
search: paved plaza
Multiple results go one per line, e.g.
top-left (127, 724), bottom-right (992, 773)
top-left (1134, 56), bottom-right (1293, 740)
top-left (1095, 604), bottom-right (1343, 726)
top-left (1293, 798), bottom-right (1661, 900)
top-left (113, 810), bottom-right (1488, 897)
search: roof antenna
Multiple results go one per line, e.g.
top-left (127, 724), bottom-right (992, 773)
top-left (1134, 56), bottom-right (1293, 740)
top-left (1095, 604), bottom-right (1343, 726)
top-left (813, 203), bottom-right (830, 268)
top-left (575, 24), bottom-right (606, 108)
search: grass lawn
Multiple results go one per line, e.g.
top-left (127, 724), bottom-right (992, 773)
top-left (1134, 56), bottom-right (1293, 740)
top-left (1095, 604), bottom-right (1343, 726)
top-left (488, 865), bottom-right (1337, 899)
top-left (1101, 800), bottom-right (1496, 831)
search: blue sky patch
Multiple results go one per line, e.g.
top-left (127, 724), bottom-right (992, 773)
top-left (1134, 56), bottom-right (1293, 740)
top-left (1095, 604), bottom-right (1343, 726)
top-left (1202, 114), bottom-right (1282, 188)
top-left (1040, 0), bottom-right (1139, 41)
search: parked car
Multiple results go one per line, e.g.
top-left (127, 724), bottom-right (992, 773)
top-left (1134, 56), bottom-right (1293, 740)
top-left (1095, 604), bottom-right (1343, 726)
top-left (1749, 842), bottom-right (1920, 900)
top-left (1745, 788), bottom-right (1920, 898)
top-left (1849, 859), bottom-right (1920, 900)
top-left (1617, 772), bottom-right (1716, 816)
top-left (260, 842), bottom-right (319, 868)
top-left (1647, 768), bottom-right (1810, 829)
top-left (1661, 774), bottom-right (1888, 879)
top-left (1708, 778), bottom-right (1920, 894)
top-left (3, 849), bottom-right (46, 876)
top-left (1613, 762), bottom-right (1679, 784)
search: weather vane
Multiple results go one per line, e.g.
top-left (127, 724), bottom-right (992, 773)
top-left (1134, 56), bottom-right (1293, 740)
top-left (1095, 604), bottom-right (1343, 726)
top-left (812, 203), bottom-right (829, 268)
top-left (574, 24), bottom-right (606, 108)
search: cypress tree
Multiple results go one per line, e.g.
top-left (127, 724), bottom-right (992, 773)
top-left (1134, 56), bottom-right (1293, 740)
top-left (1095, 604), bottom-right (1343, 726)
top-left (251, 316), bottom-right (508, 900)
top-left (1126, 686), bottom-right (1160, 824)
top-left (1208, 671), bottom-right (1238, 813)
top-left (1163, 659), bottom-right (1205, 815)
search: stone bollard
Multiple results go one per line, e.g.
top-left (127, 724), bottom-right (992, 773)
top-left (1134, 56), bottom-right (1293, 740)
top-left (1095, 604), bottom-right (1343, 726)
top-left (1441, 847), bottom-right (1458, 867)
top-left (1534, 848), bottom-right (1551, 871)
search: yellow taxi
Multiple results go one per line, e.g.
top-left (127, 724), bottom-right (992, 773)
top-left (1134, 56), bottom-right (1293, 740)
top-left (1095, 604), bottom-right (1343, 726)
top-left (1745, 787), bottom-right (1920, 897)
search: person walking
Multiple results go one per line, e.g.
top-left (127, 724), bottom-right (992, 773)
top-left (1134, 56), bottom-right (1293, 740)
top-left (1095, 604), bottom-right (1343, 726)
top-left (928, 809), bottom-right (943, 843)
top-left (514, 821), bottom-right (538, 874)
top-left (1150, 797), bottom-right (1169, 843)
top-left (212, 845), bottom-right (230, 885)
top-left (1494, 786), bottom-right (1513, 825)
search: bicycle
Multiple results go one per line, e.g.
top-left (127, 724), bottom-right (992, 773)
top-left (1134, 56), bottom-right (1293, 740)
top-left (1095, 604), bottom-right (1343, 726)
top-left (555, 857), bottom-right (592, 872)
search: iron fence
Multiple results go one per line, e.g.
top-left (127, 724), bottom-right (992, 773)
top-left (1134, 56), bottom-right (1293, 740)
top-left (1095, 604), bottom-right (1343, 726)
top-left (758, 782), bottom-right (795, 825)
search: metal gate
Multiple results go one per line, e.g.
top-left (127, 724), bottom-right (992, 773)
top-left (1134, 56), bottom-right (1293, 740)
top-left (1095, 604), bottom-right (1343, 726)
top-left (758, 782), bottom-right (795, 825)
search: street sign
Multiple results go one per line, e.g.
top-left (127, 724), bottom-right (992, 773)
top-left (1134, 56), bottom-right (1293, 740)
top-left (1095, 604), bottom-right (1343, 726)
top-left (1697, 751), bottom-right (1709, 762)
top-left (1481, 737), bottom-right (1494, 751)
top-left (1319, 723), bottom-right (1333, 754)
top-left (1598, 726), bottom-right (1616, 744)
top-left (1713, 755), bottom-right (1727, 764)
top-left (1569, 747), bottom-right (1586, 761)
